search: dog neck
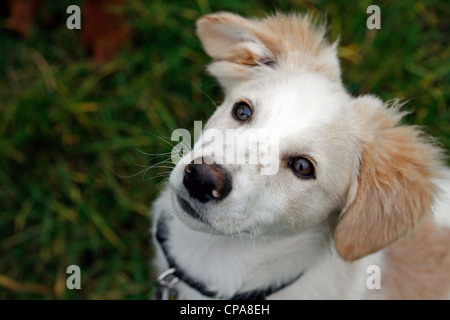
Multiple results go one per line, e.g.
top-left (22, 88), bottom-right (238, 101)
top-left (154, 210), bottom-right (331, 299)
top-left (156, 216), bottom-right (304, 299)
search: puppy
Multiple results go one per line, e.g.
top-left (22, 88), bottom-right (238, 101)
top-left (151, 12), bottom-right (450, 299)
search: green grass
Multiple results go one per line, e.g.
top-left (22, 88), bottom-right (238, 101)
top-left (0, 0), bottom-right (448, 299)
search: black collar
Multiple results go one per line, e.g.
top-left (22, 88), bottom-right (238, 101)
top-left (156, 217), bottom-right (303, 300)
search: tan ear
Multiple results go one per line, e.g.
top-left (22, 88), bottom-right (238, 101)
top-left (196, 12), bottom-right (341, 90)
top-left (196, 12), bottom-right (276, 66)
top-left (196, 12), bottom-right (278, 92)
top-left (335, 96), bottom-right (441, 261)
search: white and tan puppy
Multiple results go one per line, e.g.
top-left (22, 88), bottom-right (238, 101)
top-left (151, 12), bottom-right (450, 300)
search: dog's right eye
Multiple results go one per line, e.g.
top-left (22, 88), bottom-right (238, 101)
top-left (232, 101), bottom-right (253, 122)
top-left (290, 157), bottom-right (316, 179)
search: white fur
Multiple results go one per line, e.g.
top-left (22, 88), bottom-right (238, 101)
top-left (433, 169), bottom-right (450, 228)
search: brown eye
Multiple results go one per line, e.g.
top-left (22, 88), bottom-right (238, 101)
top-left (232, 101), bottom-right (253, 122)
top-left (290, 157), bottom-right (315, 179)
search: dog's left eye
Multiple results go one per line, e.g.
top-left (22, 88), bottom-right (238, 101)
top-left (232, 101), bottom-right (253, 122)
top-left (290, 157), bottom-right (316, 179)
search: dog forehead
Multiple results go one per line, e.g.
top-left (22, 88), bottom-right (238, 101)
top-left (236, 72), bottom-right (351, 131)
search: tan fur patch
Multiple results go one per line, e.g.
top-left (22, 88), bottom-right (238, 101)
top-left (197, 12), bottom-right (340, 82)
top-left (382, 217), bottom-right (450, 299)
top-left (335, 97), bottom-right (442, 261)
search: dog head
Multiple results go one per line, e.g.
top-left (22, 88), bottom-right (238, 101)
top-left (167, 12), bottom-right (442, 262)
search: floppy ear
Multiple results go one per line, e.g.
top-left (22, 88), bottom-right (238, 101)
top-left (196, 12), bottom-right (277, 91)
top-left (197, 12), bottom-right (276, 65)
top-left (335, 96), bottom-right (441, 261)
top-left (196, 12), bottom-right (342, 90)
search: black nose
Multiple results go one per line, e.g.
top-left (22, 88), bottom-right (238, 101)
top-left (183, 157), bottom-right (232, 203)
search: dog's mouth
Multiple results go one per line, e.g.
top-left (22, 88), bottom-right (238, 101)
top-left (174, 192), bottom-right (252, 236)
top-left (176, 195), bottom-right (205, 223)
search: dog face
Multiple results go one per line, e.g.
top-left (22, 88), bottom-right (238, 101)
top-left (169, 72), bottom-right (358, 235)
top-left (167, 12), bottom-right (441, 262)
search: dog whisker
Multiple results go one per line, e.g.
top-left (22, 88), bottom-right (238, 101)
top-left (113, 167), bottom-right (153, 179)
top-left (135, 148), bottom-right (173, 157)
top-left (190, 81), bottom-right (218, 108)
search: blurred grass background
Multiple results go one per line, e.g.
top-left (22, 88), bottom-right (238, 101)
top-left (0, 0), bottom-right (448, 299)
